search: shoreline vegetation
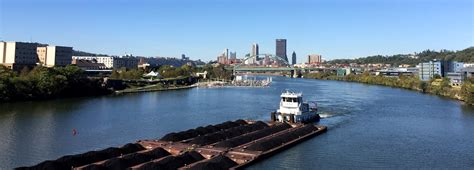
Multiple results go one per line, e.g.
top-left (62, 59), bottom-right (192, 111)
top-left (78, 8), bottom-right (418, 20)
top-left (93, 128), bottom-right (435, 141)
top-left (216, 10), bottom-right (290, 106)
top-left (0, 64), bottom-right (233, 102)
top-left (303, 72), bottom-right (474, 106)
top-left (115, 84), bottom-right (197, 94)
top-left (0, 65), bottom-right (110, 102)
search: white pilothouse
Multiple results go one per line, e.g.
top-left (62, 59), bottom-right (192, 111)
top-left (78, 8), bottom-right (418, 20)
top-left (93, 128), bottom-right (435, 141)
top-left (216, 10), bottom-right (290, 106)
top-left (271, 90), bottom-right (320, 123)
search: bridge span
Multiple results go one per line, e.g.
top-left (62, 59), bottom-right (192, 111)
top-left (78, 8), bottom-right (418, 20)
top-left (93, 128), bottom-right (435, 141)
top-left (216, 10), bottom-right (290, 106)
top-left (228, 67), bottom-right (336, 77)
top-left (231, 67), bottom-right (335, 72)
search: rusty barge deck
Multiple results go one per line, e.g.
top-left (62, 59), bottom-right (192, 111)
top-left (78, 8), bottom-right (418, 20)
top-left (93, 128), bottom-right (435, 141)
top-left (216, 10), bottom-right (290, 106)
top-left (19, 120), bottom-right (327, 170)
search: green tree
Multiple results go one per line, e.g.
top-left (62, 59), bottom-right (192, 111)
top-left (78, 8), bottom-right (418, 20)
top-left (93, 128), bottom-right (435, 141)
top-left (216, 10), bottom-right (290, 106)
top-left (461, 78), bottom-right (474, 105)
top-left (111, 70), bottom-right (120, 79)
top-left (418, 81), bottom-right (428, 92)
top-left (0, 65), bottom-right (111, 102)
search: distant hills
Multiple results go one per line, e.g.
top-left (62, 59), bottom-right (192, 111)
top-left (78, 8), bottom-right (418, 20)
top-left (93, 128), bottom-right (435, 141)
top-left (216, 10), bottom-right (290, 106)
top-left (72, 50), bottom-right (205, 67)
top-left (328, 47), bottom-right (474, 66)
top-left (72, 50), bottom-right (109, 56)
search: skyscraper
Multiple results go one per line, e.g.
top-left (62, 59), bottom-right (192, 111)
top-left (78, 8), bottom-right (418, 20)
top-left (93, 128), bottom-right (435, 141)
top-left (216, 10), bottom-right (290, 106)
top-left (229, 52), bottom-right (237, 64)
top-left (276, 39), bottom-right (287, 63)
top-left (251, 43), bottom-right (259, 59)
top-left (223, 48), bottom-right (229, 58)
top-left (292, 51), bottom-right (296, 65)
top-left (247, 43), bottom-right (259, 65)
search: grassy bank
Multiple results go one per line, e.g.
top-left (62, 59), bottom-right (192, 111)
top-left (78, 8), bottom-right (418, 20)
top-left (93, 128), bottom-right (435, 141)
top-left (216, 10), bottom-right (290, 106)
top-left (303, 72), bottom-right (474, 106)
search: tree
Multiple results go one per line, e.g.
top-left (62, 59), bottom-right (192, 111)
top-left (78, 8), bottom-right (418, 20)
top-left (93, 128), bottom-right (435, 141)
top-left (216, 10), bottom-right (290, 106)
top-left (327, 47), bottom-right (474, 64)
top-left (418, 81), bottom-right (428, 92)
top-left (461, 78), bottom-right (474, 105)
top-left (111, 70), bottom-right (120, 79)
top-left (0, 65), bottom-right (111, 102)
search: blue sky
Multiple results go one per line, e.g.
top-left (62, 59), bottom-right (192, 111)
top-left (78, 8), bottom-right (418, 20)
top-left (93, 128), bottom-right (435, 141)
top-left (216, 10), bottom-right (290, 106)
top-left (1, 0), bottom-right (473, 62)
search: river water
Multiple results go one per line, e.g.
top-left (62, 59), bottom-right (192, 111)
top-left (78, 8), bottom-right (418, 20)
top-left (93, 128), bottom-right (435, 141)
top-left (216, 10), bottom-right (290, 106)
top-left (0, 76), bottom-right (473, 169)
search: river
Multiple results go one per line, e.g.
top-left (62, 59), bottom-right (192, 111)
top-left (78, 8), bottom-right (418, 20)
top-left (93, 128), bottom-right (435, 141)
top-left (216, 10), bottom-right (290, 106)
top-left (0, 76), bottom-right (473, 169)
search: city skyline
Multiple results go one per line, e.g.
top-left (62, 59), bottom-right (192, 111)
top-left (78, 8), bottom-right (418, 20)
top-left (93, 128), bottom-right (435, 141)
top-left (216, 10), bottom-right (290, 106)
top-left (1, 0), bottom-right (472, 62)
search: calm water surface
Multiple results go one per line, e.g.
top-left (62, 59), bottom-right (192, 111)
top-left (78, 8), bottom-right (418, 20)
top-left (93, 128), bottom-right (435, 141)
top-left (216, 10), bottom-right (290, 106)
top-left (0, 76), bottom-right (473, 169)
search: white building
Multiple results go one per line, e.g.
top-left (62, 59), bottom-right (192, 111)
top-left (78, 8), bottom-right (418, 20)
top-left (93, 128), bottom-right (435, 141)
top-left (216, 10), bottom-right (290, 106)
top-left (419, 61), bottom-right (443, 81)
top-left (463, 63), bottom-right (474, 68)
top-left (72, 56), bottom-right (138, 69)
top-left (72, 56), bottom-right (115, 68)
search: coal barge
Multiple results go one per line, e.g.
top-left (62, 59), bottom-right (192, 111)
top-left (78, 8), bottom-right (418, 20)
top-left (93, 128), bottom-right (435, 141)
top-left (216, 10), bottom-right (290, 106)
top-left (18, 92), bottom-right (326, 170)
top-left (17, 120), bottom-right (326, 170)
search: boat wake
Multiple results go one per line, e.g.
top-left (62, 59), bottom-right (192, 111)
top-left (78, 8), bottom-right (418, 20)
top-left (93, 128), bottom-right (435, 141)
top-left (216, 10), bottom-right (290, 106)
top-left (318, 111), bottom-right (337, 119)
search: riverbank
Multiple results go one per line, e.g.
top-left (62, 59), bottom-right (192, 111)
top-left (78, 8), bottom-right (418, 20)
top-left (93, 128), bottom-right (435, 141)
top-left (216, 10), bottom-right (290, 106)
top-left (196, 78), bottom-right (271, 88)
top-left (303, 72), bottom-right (474, 106)
top-left (115, 84), bottom-right (197, 94)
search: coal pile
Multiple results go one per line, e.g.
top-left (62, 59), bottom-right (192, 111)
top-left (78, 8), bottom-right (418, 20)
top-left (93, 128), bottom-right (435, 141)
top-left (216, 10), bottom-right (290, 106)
top-left (215, 123), bottom-right (292, 148)
top-left (189, 121), bottom-right (268, 146)
top-left (80, 164), bottom-right (108, 170)
top-left (81, 147), bottom-right (171, 169)
top-left (16, 143), bottom-right (145, 170)
top-left (246, 125), bottom-right (318, 152)
top-left (187, 154), bottom-right (238, 170)
top-left (120, 143), bottom-right (145, 154)
top-left (160, 120), bottom-right (247, 142)
top-left (135, 151), bottom-right (205, 170)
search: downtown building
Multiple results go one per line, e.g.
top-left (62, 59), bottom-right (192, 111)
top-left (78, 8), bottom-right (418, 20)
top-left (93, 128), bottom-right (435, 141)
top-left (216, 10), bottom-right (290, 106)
top-left (246, 43), bottom-right (259, 65)
top-left (37, 46), bottom-right (73, 67)
top-left (275, 39), bottom-right (288, 63)
top-left (307, 54), bottom-right (322, 64)
top-left (251, 43), bottom-right (259, 58)
top-left (217, 48), bottom-right (229, 65)
top-left (229, 52), bottom-right (237, 64)
top-left (291, 51), bottom-right (296, 65)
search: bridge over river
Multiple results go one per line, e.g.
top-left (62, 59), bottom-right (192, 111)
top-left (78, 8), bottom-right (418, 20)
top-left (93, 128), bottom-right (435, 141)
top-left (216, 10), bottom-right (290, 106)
top-left (229, 66), bottom-right (336, 77)
top-left (232, 67), bottom-right (335, 72)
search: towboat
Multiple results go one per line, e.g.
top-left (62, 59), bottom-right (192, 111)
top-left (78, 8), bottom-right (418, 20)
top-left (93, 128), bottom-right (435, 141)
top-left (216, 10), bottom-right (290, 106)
top-left (271, 90), bottom-right (320, 124)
